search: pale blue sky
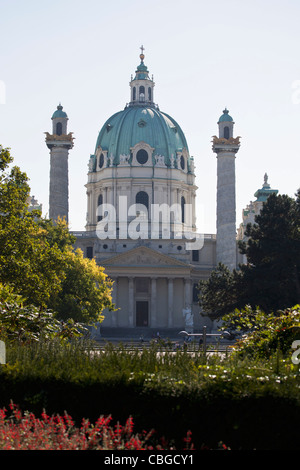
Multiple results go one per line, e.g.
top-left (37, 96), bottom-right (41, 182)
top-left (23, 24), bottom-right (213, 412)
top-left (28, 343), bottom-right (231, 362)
top-left (0, 0), bottom-right (299, 234)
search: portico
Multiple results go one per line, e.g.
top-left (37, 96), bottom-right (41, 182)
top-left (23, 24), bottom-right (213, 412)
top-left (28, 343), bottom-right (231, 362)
top-left (101, 246), bottom-right (194, 329)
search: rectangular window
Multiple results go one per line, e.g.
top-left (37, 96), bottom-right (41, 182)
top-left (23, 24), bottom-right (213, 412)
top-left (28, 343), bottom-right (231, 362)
top-left (86, 246), bottom-right (93, 259)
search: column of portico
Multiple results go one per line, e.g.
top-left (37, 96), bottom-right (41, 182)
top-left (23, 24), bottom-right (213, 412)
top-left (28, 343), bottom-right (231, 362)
top-left (128, 277), bottom-right (134, 327)
top-left (151, 277), bottom-right (157, 327)
top-left (184, 278), bottom-right (191, 308)
top-left (111, 277), bottom-right (118, 326)
top-left (167, 278), bottom-right (174, 327)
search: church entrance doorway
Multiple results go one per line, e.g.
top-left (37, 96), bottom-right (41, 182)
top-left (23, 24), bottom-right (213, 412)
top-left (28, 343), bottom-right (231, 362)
top-left (136, 301), bottom-right (149, 327)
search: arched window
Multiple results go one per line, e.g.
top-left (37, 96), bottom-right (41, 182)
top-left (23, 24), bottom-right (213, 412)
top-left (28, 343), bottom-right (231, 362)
top-left (99, 153), bottom-right (104, 168)
top-left (181, 196), bottom-right (185, 223)
top-left (148, 87), bottom-right (152, 101)
top-left (180, 155), bottom-right (185, 170)
top-left (224, 126), bottom-right (230, 139)
top-left (136, 191), bottom-right (149, 210)
top-left (56, 122), bottom-right (62, 136)
top-left (97, 194), bottom-right (103, 221)
top-left (136, 149), bottom-right (148, 165)
top-left (133, 87), bottom-right (136, 101)
top-left (139, 86), bottom-right (145, 102)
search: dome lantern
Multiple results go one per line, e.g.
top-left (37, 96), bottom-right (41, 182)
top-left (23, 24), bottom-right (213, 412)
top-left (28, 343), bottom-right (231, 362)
top-left (51, 103), bottom-right (68, 135)
top-left (218, 108), bottom-right (234, 140)
top-left (129, 46), bottom-right (155, 106)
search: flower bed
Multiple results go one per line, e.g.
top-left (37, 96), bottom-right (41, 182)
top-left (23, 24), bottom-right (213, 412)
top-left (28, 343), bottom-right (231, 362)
top-left (0, 402), bottom-right (197, 450)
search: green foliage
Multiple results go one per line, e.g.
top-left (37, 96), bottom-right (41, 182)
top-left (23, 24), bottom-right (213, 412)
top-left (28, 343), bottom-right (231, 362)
top-left (0, 214), bottom-right (70, 307)
top-left (199, 190), bottom-right (300, 318)
top-left (238, 192), bottom-right (300, 312)
top-left (0, 283), bottom-right (87, 344)
top-left (1, 340), bottom-right (300, 449)
top-left (198, 263), bottom-right (241, 319)
top-left (3, 339), bottom-right (299, 400)
top-left (221, 305), bottom-right (300, 359)
top-left (0, 147), bottom-right (70, 307)
top-left (0, 148), bottom-right (29, 217)
top-left (48, 249), bottom-right (114, 324)
top-left (0, 146), bottom-right (114, 323)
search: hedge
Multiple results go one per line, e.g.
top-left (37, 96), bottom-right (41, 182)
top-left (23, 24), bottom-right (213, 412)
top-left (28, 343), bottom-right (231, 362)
top-left (0, 341), bottom-right (299, 450)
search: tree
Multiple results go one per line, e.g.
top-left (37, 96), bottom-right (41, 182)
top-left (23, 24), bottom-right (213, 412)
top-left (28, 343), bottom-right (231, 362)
top-left (0, 212), bottom-right (71, 307)
top-left (0, 283), bottom-right (87, 343)
top-left (48, 249), bottom-right (114, 324)
top-left (199, 191), bottom-right (300, 318)
top-left (0, 146), bottom-right (67, 306)
top-left (198, 263), bottom-right (241, 319)
top-left (0, 146), bottom-right (114, 323)
top-left (239, 192), bottom-right (300, 311)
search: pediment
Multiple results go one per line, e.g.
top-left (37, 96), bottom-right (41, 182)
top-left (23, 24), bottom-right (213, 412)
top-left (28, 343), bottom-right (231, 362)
top-left (102, 246), bottom-right (190, 269)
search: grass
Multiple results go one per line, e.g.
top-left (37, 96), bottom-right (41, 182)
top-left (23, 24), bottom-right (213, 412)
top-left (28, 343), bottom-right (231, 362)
top-left (1, 339), bottom-right (300, 450)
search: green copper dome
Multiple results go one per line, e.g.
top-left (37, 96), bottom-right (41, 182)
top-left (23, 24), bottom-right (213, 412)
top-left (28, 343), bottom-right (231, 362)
top-left (52, 104), bottom-right (68, 119)
top-left (92, 48), bottom-right (191, 170)
top-left (95, 105), bottom-right (189, 167)
top-left (218, 108), bottom-right (233, 123)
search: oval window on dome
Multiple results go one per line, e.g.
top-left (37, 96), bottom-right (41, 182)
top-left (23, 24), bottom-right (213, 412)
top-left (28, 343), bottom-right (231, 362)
top-left (136, 149), bottom-right (148, 165)
top-left (99, 153), bottom-right (104, 168)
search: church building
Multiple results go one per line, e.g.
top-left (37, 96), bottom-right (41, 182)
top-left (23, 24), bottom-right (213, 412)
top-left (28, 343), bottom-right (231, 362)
top-left (45, 48), bottom-right (243, 334)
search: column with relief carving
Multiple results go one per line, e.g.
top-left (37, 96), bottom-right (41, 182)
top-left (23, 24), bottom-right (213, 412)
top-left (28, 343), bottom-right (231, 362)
top-left (212, 108), bottom-right (240, 271)
top-left (45, 104), bottom-right (74, 224)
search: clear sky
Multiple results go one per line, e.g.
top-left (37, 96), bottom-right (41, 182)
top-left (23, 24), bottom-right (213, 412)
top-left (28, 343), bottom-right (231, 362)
top-left (0, 0), bottom-right (299, 235)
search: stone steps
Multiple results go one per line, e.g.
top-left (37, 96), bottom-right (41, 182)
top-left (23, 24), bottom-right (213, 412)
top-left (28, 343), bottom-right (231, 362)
top-left (99, 327), bottom-right (183, 340)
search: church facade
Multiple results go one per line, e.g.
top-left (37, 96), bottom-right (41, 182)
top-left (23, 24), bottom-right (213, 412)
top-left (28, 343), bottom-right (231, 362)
top-left (45, 49), bottom-right (243, 333)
